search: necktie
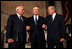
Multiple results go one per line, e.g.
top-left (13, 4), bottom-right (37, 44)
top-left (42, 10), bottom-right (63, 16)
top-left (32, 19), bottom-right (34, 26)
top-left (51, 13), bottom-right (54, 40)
top-left (35, 16), bottom-right (37, 25)
top-left (20, 16), bottom-right (23, 21)
top-left (51, 15), bottom-right (53, 23)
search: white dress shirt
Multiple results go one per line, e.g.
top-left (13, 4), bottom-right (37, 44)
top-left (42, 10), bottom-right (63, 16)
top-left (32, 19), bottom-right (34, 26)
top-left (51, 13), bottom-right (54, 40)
top-left (33, 15), bottom-right (39, 21)
top-left (17, 13), bottom-right (23, 21)
top-left (52, 13), bottom-right (56, 21)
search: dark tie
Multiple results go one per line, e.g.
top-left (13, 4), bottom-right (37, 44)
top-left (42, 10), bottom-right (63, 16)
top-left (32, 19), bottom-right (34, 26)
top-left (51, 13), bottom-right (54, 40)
top-left (35, 16), bottom-right (37, 25)
top-left (20, 16), bottom-right (23, 21)
top-left (51, 15), bottom-right (53, 23)
top-left (16, 16), bottom-right (22, 42)
top-left (16, 16), bottom-right (23, 42)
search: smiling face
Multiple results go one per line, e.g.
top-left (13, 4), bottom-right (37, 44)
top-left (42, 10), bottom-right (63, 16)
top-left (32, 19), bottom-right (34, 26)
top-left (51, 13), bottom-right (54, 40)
top-left (48, 6), bottom-right (55, 15)
top-left (33, 7), bottom-right (39, 15)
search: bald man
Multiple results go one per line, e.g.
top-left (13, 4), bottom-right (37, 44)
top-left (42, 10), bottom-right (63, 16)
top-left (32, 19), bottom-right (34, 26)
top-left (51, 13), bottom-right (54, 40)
top-left (6, 6), bottom-right (27, 48)
top-left (27, 7), bottom-right (46, 48)
top-left (45, 5), bottom-right (65, 48)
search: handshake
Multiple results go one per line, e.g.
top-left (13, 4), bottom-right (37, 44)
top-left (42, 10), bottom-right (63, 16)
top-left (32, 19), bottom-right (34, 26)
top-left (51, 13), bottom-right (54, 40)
top-left (26, 24), bottom-right (46, 31)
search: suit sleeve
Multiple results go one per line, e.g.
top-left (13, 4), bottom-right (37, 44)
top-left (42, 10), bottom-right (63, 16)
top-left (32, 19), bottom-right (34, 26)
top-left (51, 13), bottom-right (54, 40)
top-left (26, 18), bottom-right (31, 26)
top-left (44, 16), bottom-right (49, 25)
top-left (42, 17), bottom-right (46, 24)
top-left (23, 17), bottom-right (28, 31)
top-left (59, 15), bottom-right (66, 39)
top-left (6, 15), bottom-right (13, 42)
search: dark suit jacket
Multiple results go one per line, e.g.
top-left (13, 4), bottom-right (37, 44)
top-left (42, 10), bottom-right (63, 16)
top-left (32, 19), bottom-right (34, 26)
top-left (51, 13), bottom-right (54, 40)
top-left (27, 15), bottom-right (45, 48)
top-left (45, 14), bottom-right (65, 40)
top-left (6, 14), bottom-right (27, 43)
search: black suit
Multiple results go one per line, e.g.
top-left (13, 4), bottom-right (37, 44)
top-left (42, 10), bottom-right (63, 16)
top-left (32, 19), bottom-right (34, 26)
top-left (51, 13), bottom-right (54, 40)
top-left (6, 14), bottom-right (27, 48)
top-left (45, 14), bottom-right (65, 48)
top-left (28, 15), bottom-right (45, 48)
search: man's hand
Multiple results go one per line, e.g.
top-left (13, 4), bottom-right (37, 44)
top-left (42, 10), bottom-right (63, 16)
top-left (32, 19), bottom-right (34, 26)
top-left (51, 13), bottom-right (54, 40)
top-left (7, 38), bottom-right (14, 43)
top-left (60, 38), bottom-right (65, 42)
top-left (42, 24), bottom-right (46, 29)
top-left (26, 26), bottom-right (30, 31)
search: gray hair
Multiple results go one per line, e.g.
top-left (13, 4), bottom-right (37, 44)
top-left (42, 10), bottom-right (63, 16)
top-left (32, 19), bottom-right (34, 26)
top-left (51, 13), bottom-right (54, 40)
top-left (33, 7), bottom-right (39, 10)
top-left (16, 6), bottom-right (20, 11)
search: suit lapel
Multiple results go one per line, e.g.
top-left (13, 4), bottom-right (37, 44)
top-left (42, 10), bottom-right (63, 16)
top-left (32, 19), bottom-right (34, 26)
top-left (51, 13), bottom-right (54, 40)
top-left (15, 14), bottom-right (20, 21)
top-left (31, 15), bottom-right (41, 27)
top-left (35, 15), bottom-right (40, 26)
top-left (51, 14), bottom-right (58, 23)
top-left (31, 16), bottom-right (36, 26)
top-left (48, 15), bottom-right (52, 23)
top-left (15, 14), bottom-right (23, 24)
top-left (37, 16), bottom-right (41, 24)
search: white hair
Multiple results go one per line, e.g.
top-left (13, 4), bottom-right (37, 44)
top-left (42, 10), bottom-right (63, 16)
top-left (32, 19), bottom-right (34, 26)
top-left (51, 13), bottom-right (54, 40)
top-left (16, 6), bottom-right (20, 11)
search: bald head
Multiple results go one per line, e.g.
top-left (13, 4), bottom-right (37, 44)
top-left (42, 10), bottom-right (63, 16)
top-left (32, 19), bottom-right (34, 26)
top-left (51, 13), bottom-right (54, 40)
top-left (16, 5), bottom-right (24, 16)
top-left (33, 7), bottom-right (39, 15)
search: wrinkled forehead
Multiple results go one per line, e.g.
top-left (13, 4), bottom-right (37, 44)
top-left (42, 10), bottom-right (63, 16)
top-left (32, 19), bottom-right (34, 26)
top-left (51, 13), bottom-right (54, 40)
top-left (33, 7), bottom-right (39, 10)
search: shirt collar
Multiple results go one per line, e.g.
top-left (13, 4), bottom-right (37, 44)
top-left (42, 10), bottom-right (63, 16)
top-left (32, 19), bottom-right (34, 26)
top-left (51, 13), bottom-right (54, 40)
top-left (33, 15), bottom-right (39, 20)
top-left (17, 13), bottom-right (21, 19)
top-left (51, 13), bottom-right (56, 20)
top-left (52, 13), bottom-right (56, 17)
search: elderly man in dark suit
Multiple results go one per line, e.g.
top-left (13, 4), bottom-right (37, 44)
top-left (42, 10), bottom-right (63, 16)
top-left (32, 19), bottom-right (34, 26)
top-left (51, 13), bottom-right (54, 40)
top-left (45, 5), bottom-right (65, 48)
top-left (26, 7), bottom-right (46, 48)
top-left (6, 6), bottom-right (28, 48)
